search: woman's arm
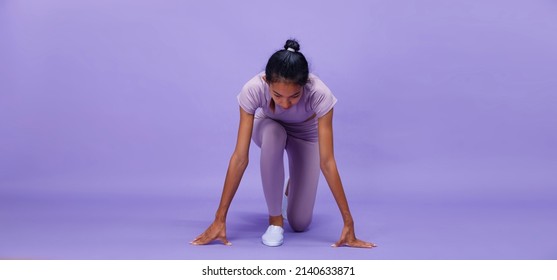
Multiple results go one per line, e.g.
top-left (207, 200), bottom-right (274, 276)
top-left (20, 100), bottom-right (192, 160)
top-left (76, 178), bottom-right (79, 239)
top-left (318, 108), bottom-right (376, 248)
top-left (191, 107), bottom-right (254, 245)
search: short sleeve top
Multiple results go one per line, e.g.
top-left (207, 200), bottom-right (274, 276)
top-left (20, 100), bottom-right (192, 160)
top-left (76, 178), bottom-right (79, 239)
top-left (237, 72), bottom-right (337, 124)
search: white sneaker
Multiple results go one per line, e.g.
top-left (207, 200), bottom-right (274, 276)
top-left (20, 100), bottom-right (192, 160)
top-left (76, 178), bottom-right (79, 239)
top-left (261, 225), bottom-right (284, 247)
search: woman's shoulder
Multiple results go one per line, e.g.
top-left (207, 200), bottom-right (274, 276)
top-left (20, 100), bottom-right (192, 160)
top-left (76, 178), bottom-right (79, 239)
top-left (237, 72), bottom-right (268, 113)
top-left (305, 73), bottom-right (337, 117)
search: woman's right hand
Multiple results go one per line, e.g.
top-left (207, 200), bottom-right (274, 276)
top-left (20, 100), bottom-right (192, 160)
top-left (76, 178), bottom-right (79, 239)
top-left (190, 220), bottom-right (231, 246)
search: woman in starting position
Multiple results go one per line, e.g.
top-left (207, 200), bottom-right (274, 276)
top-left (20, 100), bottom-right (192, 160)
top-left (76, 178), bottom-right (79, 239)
top-left (191, 39), bottom-right (376, 248)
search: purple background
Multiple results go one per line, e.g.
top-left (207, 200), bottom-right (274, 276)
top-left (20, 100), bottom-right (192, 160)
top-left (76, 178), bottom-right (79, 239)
top-left (1, 0), bottom-right (556, 259)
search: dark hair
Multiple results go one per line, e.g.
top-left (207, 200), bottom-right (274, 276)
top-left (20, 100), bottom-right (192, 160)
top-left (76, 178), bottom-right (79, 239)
top-left (265, 39), bottom-right (309, 86)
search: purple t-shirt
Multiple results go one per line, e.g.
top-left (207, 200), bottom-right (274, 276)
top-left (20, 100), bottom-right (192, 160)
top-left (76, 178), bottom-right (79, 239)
top-left (237, 72), bottom-right (337, 142)
top-left (237, 72), bottom-right (337, 121)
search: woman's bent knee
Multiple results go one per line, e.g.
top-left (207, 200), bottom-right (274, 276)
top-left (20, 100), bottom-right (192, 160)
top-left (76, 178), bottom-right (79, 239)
top-left (288, 216), bottom-right (312, 232)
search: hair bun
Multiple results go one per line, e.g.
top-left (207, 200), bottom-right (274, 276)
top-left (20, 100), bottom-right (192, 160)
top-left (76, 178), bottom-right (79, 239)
top-left (284, 39), bottom-right (300, 52)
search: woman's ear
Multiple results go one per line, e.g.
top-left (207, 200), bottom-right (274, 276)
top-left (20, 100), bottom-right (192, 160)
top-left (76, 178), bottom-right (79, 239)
top-left (262, 75), bottom-right (268, 83)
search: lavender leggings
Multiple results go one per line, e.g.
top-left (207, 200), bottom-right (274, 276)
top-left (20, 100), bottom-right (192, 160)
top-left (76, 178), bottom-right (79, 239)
top-left (252, 117), bottom-right (320, 232)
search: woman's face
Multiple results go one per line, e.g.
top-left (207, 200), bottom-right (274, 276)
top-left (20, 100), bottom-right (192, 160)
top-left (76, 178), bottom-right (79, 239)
top-left (268, 81), bottom-right (303, 110)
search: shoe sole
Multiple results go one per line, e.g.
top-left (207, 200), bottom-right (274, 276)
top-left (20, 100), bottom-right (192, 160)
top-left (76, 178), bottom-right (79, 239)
top-left (262, 240), bottom-right (283, 247)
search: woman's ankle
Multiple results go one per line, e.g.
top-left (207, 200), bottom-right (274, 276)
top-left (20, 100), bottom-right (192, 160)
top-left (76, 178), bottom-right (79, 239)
top-left (269, 215), bottom-right (283, 227)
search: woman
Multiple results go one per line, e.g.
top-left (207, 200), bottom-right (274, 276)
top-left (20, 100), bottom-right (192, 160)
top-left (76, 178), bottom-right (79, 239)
top-left (191, 39), bottom-right (376, 248)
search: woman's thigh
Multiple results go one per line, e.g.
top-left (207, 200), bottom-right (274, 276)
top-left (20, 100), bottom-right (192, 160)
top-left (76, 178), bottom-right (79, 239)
top-left (285, 137), bottom-right (320, 231)
top-left (252, 117), bottom-right (287, 148)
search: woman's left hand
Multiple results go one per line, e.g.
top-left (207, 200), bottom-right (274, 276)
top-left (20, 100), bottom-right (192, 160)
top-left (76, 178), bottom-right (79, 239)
top-left (332, 224), bottom-right (377, 248)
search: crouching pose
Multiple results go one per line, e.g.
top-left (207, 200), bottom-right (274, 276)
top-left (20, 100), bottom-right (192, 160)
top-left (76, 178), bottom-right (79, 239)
top-left (191, 39), bottom-right (376, 248)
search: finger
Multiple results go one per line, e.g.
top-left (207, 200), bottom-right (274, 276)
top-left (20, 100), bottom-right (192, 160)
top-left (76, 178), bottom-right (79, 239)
top-left (348, 240), bottom-right (376, 248)
top-left (190, 238), bottom-right (205, 245)
top-left (218, 236), bottom-right (232, 246)
top-left (359, 240), bottom-right (375, 248)
top-left (192, 239), bottom-right (213, 245)
top-left (361, 240), bottom-right (378, 247)
top-left (332, 239), bottom-right (345, 248)
top-left (192, 232), bottom-right (209, 244)
top-left (191, 235), bottom-right (213, 245)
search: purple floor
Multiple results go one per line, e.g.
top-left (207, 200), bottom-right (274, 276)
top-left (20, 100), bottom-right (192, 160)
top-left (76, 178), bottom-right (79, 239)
top-left (1, 178), bottom-right (555, 260)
